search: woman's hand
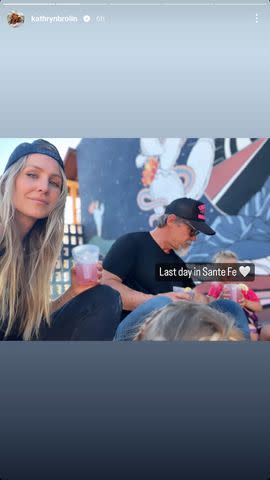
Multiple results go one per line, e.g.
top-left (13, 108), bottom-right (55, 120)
top-left (70, 261), bottom-right (103, 296)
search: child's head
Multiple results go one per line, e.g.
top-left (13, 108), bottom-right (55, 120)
top-left (212, 250), bottom-right (238, 264)
top-left (134, 302), bottom-right (243, 341)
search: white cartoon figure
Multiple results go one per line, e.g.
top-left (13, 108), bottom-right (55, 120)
top-left (136, 138), bottom-right (215, 226)
top-left (88, 201), bottom-right (105, 237)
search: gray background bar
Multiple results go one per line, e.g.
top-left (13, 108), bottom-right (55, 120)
top-left (0, 342), bottom-right (270, 479)
top-left (0, 5), bottom-right (269, 136)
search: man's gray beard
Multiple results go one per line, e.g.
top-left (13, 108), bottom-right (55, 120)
top-left (174, 245), bottom-right (190, 258)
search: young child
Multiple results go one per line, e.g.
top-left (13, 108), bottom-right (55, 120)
top-left (207, 250), bottom-right (262, 341)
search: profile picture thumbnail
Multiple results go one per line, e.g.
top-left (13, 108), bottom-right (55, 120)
top-left (7, 11), bottom-right (25, 27)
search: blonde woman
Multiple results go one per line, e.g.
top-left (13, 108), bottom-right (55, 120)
top-left (0, 139), bottom-right (121, 340)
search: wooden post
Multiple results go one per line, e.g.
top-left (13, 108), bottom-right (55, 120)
top-left (67, 179), bottom-right (79, 224)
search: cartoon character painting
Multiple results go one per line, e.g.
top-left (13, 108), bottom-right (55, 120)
top-left (136, 138), bottom-right (215, 225)
top-left (133, 137), bottom-right (270, 312)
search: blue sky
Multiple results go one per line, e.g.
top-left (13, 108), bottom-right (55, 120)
top-left (0, 138), bottom-right (81, 174)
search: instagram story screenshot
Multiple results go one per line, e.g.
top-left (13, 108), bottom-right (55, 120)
top-left (0, 1), bottom-right (270, 479)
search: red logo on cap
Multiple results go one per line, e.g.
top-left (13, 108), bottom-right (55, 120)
top-left (198, 204), bottom-right (206, 220)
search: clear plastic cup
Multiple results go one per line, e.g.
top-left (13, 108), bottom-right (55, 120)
top-left (72, 244), bottom-right (99, 285)
top-left (224, 284), bottom-right (241, 302)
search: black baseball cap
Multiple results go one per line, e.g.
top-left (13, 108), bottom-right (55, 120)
top-left (4, 139), bottom-right (64, 173)
top-left (165, 197), bottom-right (215, 236)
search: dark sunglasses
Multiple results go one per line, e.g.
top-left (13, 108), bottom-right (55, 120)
top-left (182, 221), bottom-right (200, 237)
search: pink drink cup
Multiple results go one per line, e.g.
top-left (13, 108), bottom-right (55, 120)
top-left (72, 244), bottom-right (99, 285)
top-left (75, 263), bottom-right (98, 284)
top-left (225, 284), bottom-right (240, 302)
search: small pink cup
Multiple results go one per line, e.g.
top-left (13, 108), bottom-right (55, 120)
top-left (75, 263), bottom-right (98, 284)
top-left (72, 244), bottom-right (99, 285)
top-left (224, 284), bottom-right (241, 303)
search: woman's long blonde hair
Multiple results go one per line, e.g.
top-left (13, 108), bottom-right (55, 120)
top-left (0, 155), bottom-right (68, 340)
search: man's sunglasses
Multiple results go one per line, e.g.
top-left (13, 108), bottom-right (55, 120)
top-left (181, 220), bottom-right (200, 237)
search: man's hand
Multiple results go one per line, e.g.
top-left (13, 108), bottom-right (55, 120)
top-left (192, 290), bottom-right (208, 304)
top-left (158, 291), bottom-right (191, 302)
top-left (70, 261), bottom-right (102, 296)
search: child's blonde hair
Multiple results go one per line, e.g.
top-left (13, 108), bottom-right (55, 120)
top-left (212, 250), bottom-right (238, 263)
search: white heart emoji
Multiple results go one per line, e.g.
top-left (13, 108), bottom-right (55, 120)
top-left (239, 266), bottom-right (250, 278)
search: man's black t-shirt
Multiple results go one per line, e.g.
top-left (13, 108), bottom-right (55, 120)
top-left (103, 232), bottom-right (195, 317)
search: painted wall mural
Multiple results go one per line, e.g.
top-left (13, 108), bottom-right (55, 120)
top-left (77, 138), bottom-right (270, 309)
